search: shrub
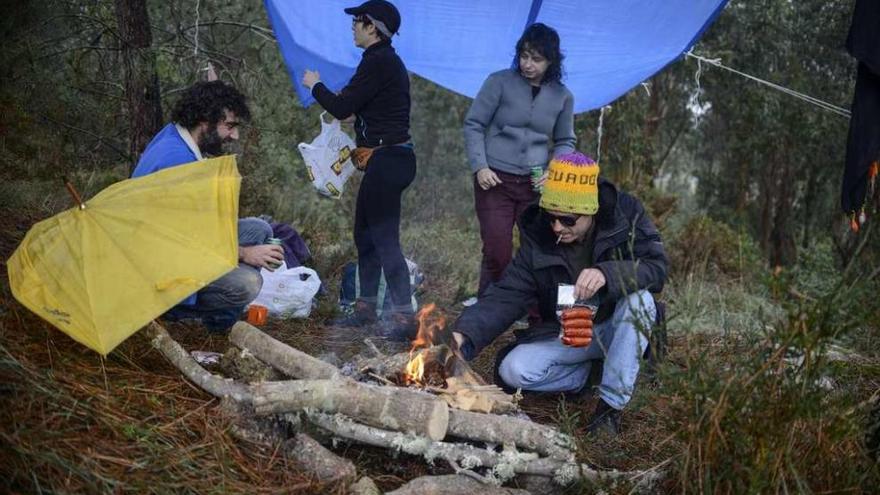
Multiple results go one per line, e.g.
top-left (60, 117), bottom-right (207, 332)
top-left (667, 215), bottom-right (763, 280)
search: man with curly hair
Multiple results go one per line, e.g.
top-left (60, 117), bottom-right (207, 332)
top-left (132, 80), bottom-right (283, 332)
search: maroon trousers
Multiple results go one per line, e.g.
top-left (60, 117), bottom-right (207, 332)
top-left (474, 169), bottom-right (539, 296)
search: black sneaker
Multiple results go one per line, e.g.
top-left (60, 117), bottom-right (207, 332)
top-left (586, 399), bottom-right (622, 437)
top-left (331, 300), bottom-right (377, 327)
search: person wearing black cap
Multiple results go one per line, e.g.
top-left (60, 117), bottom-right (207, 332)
top-left (302, 0), bottom-right (417, 339)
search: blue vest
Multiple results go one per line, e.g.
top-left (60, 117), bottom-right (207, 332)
top-left (132, 124), bottom-right (200, 305)
top-left (132, 124), bottom-right (199, 177)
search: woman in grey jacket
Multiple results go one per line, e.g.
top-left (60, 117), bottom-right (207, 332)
top-left (463, 23), bottom-right (576, 297)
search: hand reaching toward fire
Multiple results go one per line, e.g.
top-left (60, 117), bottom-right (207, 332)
top-left (560, 307), bottom-right (593, 347)
top-left (451, 331), bottom-right (474, 361)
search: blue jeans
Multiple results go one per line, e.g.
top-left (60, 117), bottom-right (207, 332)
top-left (164, 217), bottom-right (271, 330)
top-left (498, 290), bottom-right (656, 409)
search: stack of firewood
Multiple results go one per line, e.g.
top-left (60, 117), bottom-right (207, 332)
top-left (143, 321), bottom-right (661, 493)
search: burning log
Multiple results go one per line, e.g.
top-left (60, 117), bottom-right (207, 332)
top-left (229, 322), bottom-right (342, 380)
top-left (252, 379), bottom-right (449, 441)
top-left (358, 344), bottom-right (518, 415)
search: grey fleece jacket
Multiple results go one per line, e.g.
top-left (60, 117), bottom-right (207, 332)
top-left (463, 69), bottom-right (576, 175)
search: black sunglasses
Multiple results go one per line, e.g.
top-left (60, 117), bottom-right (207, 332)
top-left (544, 211), bottom-right (579, 227)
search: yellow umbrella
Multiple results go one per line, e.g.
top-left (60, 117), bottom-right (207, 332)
top-left (7, 155), bottom-right (241, 355)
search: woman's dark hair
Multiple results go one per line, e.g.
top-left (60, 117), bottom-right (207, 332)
top-left (172, 81), bottom-right (251, 128)
top-left (513, 23), bottom-right (564, 84)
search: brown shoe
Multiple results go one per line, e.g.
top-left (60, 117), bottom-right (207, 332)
top-left (331, 300), bottom-right (377, 327)
top-left (586, 399), bottom-right (622, 437)
top-left (379, 312), bottom-right (417, 342)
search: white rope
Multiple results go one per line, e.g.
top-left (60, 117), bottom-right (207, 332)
top-left (193, 0), bottom-right (201, 56)
top-left (686, 50), bottom-right (851, 119)
top-left (596, 105), bottom-right (610, 163)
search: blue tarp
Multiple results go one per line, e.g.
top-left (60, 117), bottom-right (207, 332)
top-left (265, 0), bottom-right (727, 114)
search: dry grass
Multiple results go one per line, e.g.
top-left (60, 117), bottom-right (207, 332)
top-left (3, 203), bottom-right (880, 494)
top-left (0, 305), bottom-right (327, 494)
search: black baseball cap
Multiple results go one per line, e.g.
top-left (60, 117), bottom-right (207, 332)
top-left (345, 0), bottom-right (401, 36)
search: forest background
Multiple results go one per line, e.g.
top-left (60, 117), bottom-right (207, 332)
top-left (1, 0), bottom-right (879, 493)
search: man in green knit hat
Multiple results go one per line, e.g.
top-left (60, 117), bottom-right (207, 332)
top-left (452, 151), bottom-right (668, 436)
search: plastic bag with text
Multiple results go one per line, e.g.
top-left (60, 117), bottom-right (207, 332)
top-left (297, 112), bottom-right (356, 199)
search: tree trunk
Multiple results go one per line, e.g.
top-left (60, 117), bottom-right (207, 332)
top-left (386, 475), bottom-right (531, 495)
top-left (253, 380), bottom-right (450, 441)
top-left (447, 409), bottom-right (573, 460)
top-left (229, 322), bottom-right (343, 380)
top-left (115, 0), bottom-right (162, 171)
top-left (144, 322), bottom-right (254, 403)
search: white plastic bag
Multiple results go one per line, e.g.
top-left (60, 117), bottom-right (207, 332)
top-left (297, 112), bottom-right (357, 199)
top-left (252, 262), bottom-right (321, 318)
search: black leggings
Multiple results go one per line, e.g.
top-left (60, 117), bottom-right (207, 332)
top-left (354, 145), bottom-right (416, 311)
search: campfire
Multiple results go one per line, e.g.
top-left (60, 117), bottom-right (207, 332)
top-left (402, 303), bottom-right (451, 387)
top-left (361, 303), bottom-right (519, 414)
top-left (139, 314), bottom-right (645, 490)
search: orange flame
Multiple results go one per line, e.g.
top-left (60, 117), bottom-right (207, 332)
top-left (405, 353), bottom-right (425, 384)
top-left (403, 303), bottom-right (445, 385)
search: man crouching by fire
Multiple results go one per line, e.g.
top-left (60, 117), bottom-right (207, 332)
top-left (452, 152), bottom-right (668, 437)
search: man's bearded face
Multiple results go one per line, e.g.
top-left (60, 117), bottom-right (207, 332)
top-left (199, 123), bottom-right (225, 156)
top-left (199, 110), bottom-right (241, 157)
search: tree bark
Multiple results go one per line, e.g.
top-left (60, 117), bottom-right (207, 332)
top-left (230, 321), bottom-right (343, 380)
top-left (386, 475), bottom-right (531, 494)
top-left (144, 322), bottom-right (253, 403)
top-left (285, 433), bottom-right (357, 485)
top-left (115, 0), bottom-right (162, 170)
top-left (220, 399), bottom-right (357, 488)
top-left (253, 379), bottom-right (450, 441)
top-left (447, 410), bottom-right (573, 460)
top-left (303, 410), bottom-right (662, 489)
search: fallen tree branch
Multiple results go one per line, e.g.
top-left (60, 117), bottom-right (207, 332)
top-left (447, 409), bottom-right (574, 461)
top-left (147, 322), bottom-right (663, 490)
top-left (145, 322), bottom-right (253, 403)
top-left (386, 474), bottom-right (530, 494)
top-left (229, 322), bottom-right (342, 380)
top-left (221, 400), bottom-right (356, 488)
top-left (302, 410), bottom-right (661, 488)
top-left (253, 380), bottom-right (449, 441)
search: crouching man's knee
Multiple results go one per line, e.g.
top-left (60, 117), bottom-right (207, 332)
top-left (238, 217), bottom-right (273, 246)
top-left (224, 266), bottom-right (263, 307)
top-left (614, 290), bottom-right (657, 329)
top-left (498, 353), bottom-right (532, 390)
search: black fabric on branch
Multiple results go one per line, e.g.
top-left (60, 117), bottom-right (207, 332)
top-left (311, 40), bottom-right (411, 147)
top-left (843, 64), bottom-right (880, 214)
top-left (846, 0), bottom-right (880, 76)
top-left (842, 0), bottom-right (880, 214)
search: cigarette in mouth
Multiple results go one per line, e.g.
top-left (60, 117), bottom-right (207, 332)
top-left (556, 234), bottom-right (563, 245)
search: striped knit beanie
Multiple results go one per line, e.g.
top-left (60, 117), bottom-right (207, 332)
top-left (539, 152), bottom-right (600, 215)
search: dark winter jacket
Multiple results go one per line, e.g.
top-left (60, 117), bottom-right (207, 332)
top-left (846, 0), bottom-right (880, 76)
top-left (455, 179), bottom-right (668, 359)
top-left (311, 40), bottom-right (411, 148)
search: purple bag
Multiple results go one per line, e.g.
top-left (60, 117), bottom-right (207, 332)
top-left (270, 222), bottom-right (311, 268)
